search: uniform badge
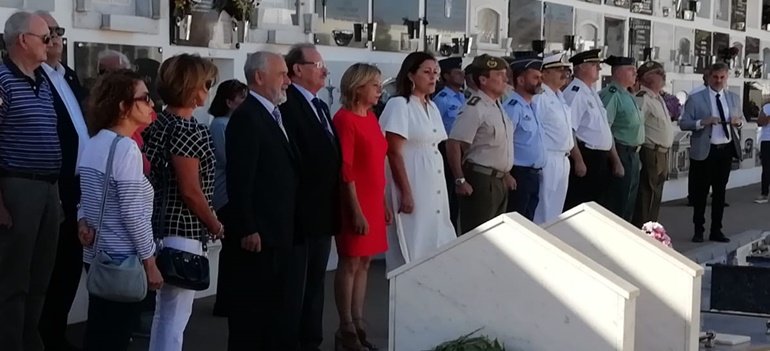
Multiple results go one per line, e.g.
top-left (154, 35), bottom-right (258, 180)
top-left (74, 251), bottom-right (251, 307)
top-left (608, 86), bottom-right (617, 93)
top-left (571, 85), bottom-right (580, 92)
top-left (523, 114), bottom-right (531, 121)
top-left (507, 99), bottom-right (518, 107)
top-left (439, 92), bottom-right (447, 97)
top-left (467, 96), bottom-right (480, 106)
top-left (487, 60), bottom-right (498, 69)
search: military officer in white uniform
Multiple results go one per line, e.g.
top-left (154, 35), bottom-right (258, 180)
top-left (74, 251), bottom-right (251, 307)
top-left (562, 49), bottom-right (615, 211)
top-left (533, 52), bottom-right (575, 224)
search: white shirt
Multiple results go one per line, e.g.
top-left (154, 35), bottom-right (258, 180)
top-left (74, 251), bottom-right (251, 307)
top-left (534, 84), bottom-right (574, 153)
top-left (563, 78), bottom-right (613, 151)
top-left (250, 91), bottom-right (288, 139)
top-left (293, 83), bottom-right (334, 135)
top-left (42, 63), bottom-right (89, 174)
top-left (708, 88), bottom-right (731, 144)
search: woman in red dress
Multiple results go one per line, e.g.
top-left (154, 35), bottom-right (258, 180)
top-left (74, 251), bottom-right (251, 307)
top-left (332, 63), bottom-right (391, 351)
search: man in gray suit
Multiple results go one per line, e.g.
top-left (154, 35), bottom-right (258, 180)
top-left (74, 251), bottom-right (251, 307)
top-left (679, 63), bottom-right (742, 243)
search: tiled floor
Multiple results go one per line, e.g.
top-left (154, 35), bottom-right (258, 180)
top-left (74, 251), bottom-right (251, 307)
top-left (64, 183), bottom-right (770, 350)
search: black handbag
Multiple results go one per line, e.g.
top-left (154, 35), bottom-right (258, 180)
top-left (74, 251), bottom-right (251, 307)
top-left (152, 117), bottom-right (211, 291)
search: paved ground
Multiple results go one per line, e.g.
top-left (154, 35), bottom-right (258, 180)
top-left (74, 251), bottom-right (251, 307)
top-left (64, 183), bottom-right (770, 350)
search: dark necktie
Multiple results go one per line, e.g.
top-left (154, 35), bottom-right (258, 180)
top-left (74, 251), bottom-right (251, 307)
top-left (272, 108), bottom-right (288, 140)
top-left (311, 97), bottom-right (334, 140)
top-left (715, 93), bottom-right (730, 140)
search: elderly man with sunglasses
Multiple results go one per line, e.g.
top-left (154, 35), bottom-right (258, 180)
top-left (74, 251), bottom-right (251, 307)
top-left (0, 11), bottom-right (63, 351)
top-left (34, 11), bottom-right (89, 351)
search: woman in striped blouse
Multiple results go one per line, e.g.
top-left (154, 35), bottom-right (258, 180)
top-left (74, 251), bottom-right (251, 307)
top-left (77, 69), bottom-right (163, 351)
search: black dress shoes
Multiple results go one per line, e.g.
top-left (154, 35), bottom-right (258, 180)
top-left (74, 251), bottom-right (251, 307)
top-left (709, 233), bottom-right (731, 242)
top-left (691, 235), bottom-right (704, 243)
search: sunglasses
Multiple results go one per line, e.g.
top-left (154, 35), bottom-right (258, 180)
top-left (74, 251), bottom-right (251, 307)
top-left (49, 26), bottom-right (65, 37)
top-left (24, 32), bottom-right (51, 44)
top-left (132, 94), bottom-right (152, 104)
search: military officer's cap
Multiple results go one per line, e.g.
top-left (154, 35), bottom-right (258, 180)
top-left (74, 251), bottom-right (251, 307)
top-left (469, 54), bottom-right (508, 72)
top-left (438, 57), bottom-right (462, 73)
top-left (542, 52), bottom-right (571, 70)
top-left (603, 55), bottom-right (636, 67)
top-left (508, 52), bottom-right (543, 75)
top-left (568, 49), bottom-right (603, 65)
top-left (637, 60), bottom-right (665, 77)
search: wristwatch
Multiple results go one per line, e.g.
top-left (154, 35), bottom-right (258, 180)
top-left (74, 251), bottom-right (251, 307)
top-left (454, 177), bottom-right (466, 185)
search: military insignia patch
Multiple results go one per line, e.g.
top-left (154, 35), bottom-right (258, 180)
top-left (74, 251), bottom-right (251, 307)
top-left (608, 86), bottom-right (617, 93)
top-left (439, 92), bottom-right (447, 97)
top-left (487, 60), bottom-right (498, 68)
top-left (571, 85), bottom-right (580, 92)
top-left (508, 99), bottom-right (518, 107)
top-left (467, 96), bottom-right (480, 106)
top-left (635, 91), bottom-right (646, 97)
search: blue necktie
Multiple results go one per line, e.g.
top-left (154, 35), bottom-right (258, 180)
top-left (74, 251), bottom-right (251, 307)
top-left (311, 97), bottom-right (334, 139)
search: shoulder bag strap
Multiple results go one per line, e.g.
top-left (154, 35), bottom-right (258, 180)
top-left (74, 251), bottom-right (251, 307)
top-left (93, 134), bottom-right (124, 252)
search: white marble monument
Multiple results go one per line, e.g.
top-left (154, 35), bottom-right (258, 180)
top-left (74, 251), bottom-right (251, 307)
top-left (388, 212), bottom-right (639, 351)
top-left (543, 202), bottom-right (704, 351)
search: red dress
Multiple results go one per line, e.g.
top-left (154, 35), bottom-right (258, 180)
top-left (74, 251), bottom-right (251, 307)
top-left (333, 108), bottom-right (388, 257)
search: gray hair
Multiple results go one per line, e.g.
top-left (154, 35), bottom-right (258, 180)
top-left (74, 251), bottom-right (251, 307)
top-left (4, 11), bottom-right (33, 49)
top-left (97, 49), bottom-right (132, 69)
top-left (244, 51), bottom-right (278, 84)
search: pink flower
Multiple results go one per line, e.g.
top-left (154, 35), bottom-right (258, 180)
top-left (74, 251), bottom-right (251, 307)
top-left (641, 222), bottom-right (673, 248)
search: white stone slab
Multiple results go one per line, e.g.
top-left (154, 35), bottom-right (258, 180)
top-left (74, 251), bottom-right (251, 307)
top-left (388, 212), bottom-right (640, 351)
top-left (543, 202), bottom-right (705, 351)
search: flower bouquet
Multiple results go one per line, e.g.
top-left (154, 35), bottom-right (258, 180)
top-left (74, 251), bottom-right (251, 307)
top-left (431, 328), bottom-right (506, 351)
top-left (641, 221), bottom-right (672, 248)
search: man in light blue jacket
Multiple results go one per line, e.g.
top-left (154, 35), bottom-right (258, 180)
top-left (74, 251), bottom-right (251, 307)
top-left (679, 62), bottom-right (742, 243)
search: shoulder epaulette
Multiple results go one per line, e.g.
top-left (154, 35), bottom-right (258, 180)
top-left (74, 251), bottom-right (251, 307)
top-left (467, 96), bottom-right (480, 106)
top-left (507, 99), bottom-right (518, 107)
top-left (571, 85), bottom-right (580, 92)
top-left (438, 92), bottom-right (447, 97)
top-left (608, 86), bottom-right (617, 93)
top-left (635, 91), bottom-right (646, 97)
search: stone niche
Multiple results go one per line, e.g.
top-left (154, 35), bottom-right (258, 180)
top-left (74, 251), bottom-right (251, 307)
top-left (74, 0), bottom-right (161, 34)
top-left (0, 0), bottom-right (53, 10)
top-left (388, 212), bottom-right (639, 351)
top-left (543, 203), bottom-right (704, 351)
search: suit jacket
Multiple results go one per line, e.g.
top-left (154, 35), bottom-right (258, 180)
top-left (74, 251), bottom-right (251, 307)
top-left (42, 63), bottom-right (86, 217)
top-left (679, 87), bottom-right (742, 161)
top-left (224, 93), bottom-right (300, 249)
top-left (280, 84), bottom-right (342, 238)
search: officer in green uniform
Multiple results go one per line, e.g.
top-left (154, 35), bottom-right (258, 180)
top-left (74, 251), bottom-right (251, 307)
top-left (599, 55), bottom-right (644, 221)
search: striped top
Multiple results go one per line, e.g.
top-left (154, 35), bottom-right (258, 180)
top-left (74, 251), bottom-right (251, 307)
top-left (0, 58), bottom-right (61, 174)
top-left (78, 129), bottom-right (156, 264)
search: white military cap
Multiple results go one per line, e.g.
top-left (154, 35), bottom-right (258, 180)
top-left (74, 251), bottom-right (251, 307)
top-left (542, 52), bottom-right (571, 70)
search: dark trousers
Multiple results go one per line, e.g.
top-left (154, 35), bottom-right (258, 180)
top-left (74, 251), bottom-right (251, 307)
top-left (227, 245), bottom-right (305, 351)
top-left (213, 208), bottom-right (233, 317)
top-left (299, 236), bottom-right (331, 351)
top-left (600, 143), bottom-right (641, 221)
top-left (564, 142), bottom-right (610, 211)
top-left (458, 167), bottom-right (508, 234)
top-left (438, 142), bottom-right (459, 228)
top-left (632, 147), bottom-right (669, 227)
top-left (83, 294), bottom-right (141, 351)
top-left (761, 141), bottom-right (770, 196)
top-left (506, 166), bottom-right (541, 220)
top-left (691, 144), bottom-right (734, 235)
top-left (39, 214), bottom-right (82, 350)
top-left (0, 178), bottom-right (60, 351)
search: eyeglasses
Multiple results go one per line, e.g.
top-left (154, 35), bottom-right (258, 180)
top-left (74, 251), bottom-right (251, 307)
top-left (299, 61), bottom-right (326, 69)
top-left (132, 94), bottom-right (152, 104)
top-left (49, 26), bottom-right (65, 37)
top-left (24, 32), bottom-right (51, 44)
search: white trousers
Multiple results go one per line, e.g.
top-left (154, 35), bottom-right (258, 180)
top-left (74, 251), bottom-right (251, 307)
top-left (148, 236), bottom-right (203, 351)
top-left (534, 151), bottom-right (570, 225)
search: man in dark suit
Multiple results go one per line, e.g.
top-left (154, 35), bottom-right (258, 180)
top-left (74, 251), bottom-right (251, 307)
top-left (280, 43), bottom-right (341, 351)
top-left (36, 12), bottom-right (87, 351)
top-left (679, 63), bottom-right (742, 243)
top-left (224, 51), bottom-right (303, 351)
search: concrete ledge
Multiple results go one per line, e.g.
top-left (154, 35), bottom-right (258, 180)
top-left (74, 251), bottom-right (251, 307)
top-left (682, 230), bottom-right (767, 264)
top-left (101, 14), bottom-right (159, 34)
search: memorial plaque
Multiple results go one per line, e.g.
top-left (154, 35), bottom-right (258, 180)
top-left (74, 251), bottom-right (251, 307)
top-left (715, 0), bottom-right (730, 21)
top-left (631, 0), bottom-right (654, 15)
top-left (314, 0), bottom-right (369, 48)
top-left (169, 0), bottom-right (243, 49)
top-left (372, 0), bottom-right (420, 52)
top-left (694, 29), bottom-right (712, 74)
top-left (745, 36), bottom-right (761, 78)
top-left (604, 17), bottom-right (626, 57)
top-left (584, 0), bottom-right (602, 3)
top-left (606, 0), bottom-right (630, 9)
top-left (509, 0), bottom-right (542, 51)
top-left (575, 9), bottom-right (602, 51)
top-left (674, 26), bottom-right (695, 67)
top-left (731, 0), bottom-right (747, 31)
top-left (75, 42), bottom-right (163, 110)
top-left (713, 32), bottom-right (730, 60)
top-left (629, 18), bottom-right (651, 61)
top-left (652, 22), bottom-right (675, 69)
top-left (425, 0), bottom-right (468, 56)
top-left (544, 3), bottom-right (574, 53)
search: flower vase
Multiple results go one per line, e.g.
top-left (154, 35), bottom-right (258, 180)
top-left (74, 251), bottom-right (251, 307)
top-left (175, 14), bottom-right (192, 41)
top-left (235, 20), bottom-right (249, 43)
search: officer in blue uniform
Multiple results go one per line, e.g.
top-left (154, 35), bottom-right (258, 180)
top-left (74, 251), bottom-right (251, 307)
top-left (502, 53), bottom-right (546, 220)
top-left (434, 57), bottom-right (466, 229)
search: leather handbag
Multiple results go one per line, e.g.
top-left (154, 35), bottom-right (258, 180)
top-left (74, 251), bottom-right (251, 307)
top-left (86, 135), bottom-right (148, 302)
top-left (153, 118), bottom-right (210, 291)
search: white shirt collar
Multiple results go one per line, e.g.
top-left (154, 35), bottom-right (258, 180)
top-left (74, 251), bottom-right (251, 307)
top-left (709, 87), bottom-right (724, 96)
top-left (292, 82), bottom-right (318, 104)
top-left (249, 90), bottom-right (277, 114)
top-left (41, 62), bottom-right (64, 75)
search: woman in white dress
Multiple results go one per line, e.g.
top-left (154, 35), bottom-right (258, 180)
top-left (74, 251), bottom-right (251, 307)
top-left (380, 52), bottom-right (457, 271)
